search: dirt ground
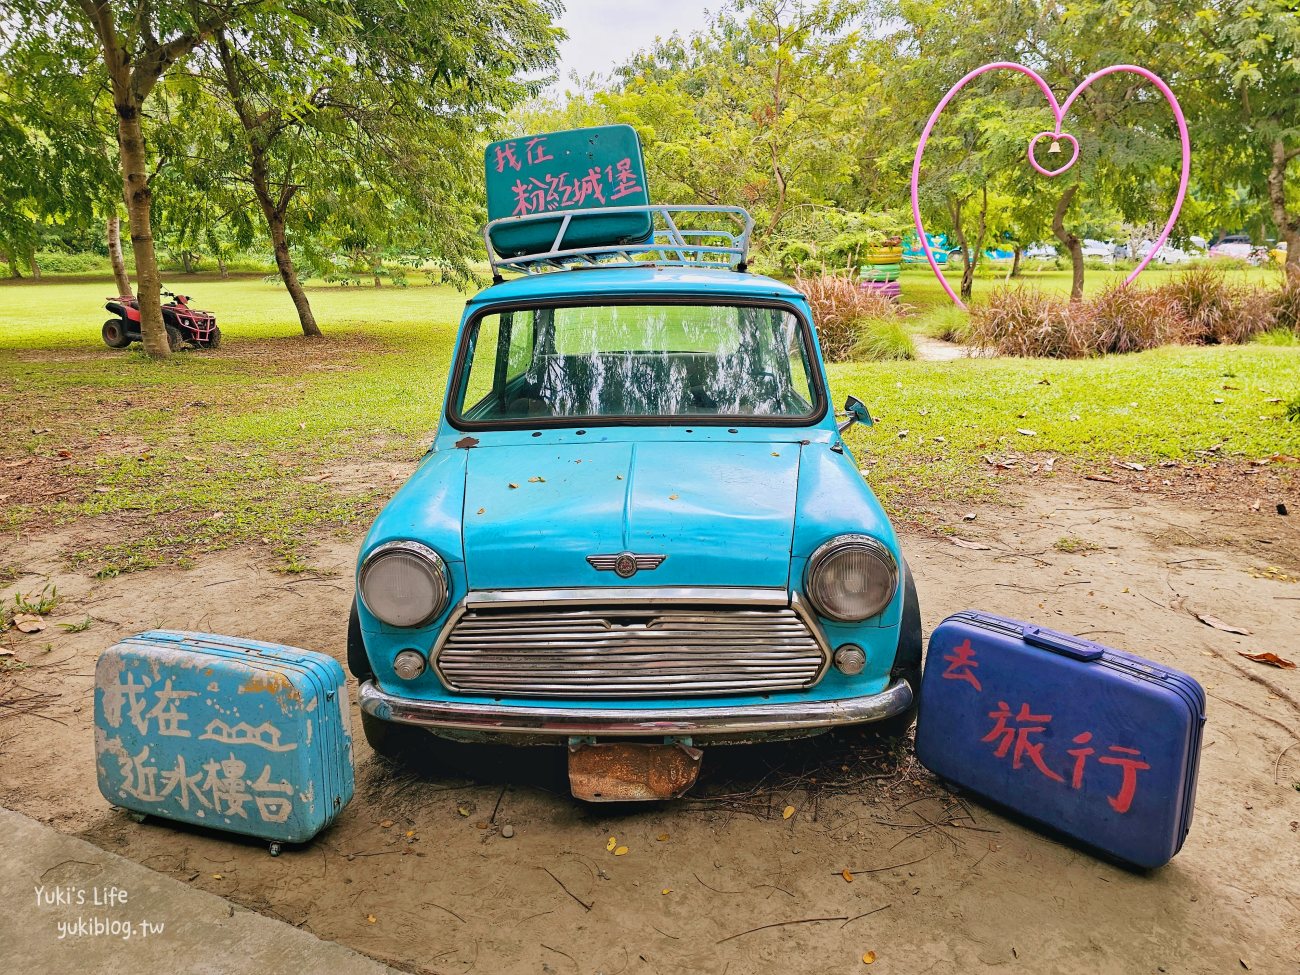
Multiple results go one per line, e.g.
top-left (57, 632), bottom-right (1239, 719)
top-left (2, 474), bottom-right (1298, 975)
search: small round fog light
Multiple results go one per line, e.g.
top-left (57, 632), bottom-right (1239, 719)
top-left (393, 649), bottom-right (426, 681)
top-left (833, 644), bottom-right (866, 676)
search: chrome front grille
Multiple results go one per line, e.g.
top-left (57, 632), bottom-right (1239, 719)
top-left (434, 604), bottom-right (827, 698)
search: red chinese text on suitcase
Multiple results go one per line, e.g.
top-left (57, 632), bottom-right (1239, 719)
top-left (916, 613), bottom-right (1205, 869)
top-left (942, 638), bottom-right (1151, 814)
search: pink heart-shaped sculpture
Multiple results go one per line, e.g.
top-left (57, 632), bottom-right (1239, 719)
top-left (1028, 131), bottom-right (1080, 177)
top-left (910, 62), bottom-right (1190, 310)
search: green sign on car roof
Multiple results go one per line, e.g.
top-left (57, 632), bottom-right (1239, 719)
top-left (484, 124), bottom-right (652, 259)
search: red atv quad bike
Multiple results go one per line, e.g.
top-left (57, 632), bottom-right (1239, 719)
top-left (103, 289), bottom-right (221, 351)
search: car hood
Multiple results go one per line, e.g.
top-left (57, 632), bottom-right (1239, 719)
top-left (462, 440), bottom-right (801, 590)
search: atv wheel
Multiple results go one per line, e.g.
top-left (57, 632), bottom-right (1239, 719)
top-left (165, 325), bottom-right (186, 351)
top-left (102, 319), bottom-right (131, 349)
top-left (204, 326), bottom-right (222, 350)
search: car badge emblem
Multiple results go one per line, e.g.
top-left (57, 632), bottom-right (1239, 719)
top-left (586, 552), bottom-right (667, 579)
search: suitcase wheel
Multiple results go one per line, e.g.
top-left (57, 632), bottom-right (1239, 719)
top-left (268, 842), bottom-right (283, 857)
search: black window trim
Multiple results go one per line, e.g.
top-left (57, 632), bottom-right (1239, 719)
top-left (445, 294), bottom-right (829, 431)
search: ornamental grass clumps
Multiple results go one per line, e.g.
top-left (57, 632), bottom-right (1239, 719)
top-left (970, 270), bottom-right (1298, 359)
top-left (796, 272), bottom-right (909, 361)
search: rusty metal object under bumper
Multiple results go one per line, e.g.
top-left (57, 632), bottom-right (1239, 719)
top-left (568, 741), bottom-right (703, 801)
top-left (358, 677), bottom-right (913, 741)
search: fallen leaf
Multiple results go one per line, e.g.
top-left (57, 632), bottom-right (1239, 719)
top-left (656, 833), bottom-right (670, 842)
top-left (1237, 651), bottom-right (1296, 669)
top-left (842, 869), bottom-right (854, 883)
top-left (405, 830), bottom-right (415, 838)
top-left (952, 538), bottom-right (990, 551)
top-left (771, 452), bottom-right (780, 457)
top-left (782, 805), bottom-right (795, 820)
top-left (367, 914), bottom-right (377, 924)
top-left (457, 807), bottom-right (470, 817)
top-left (454, 436), bottom-right (480, 449)
top-left (614, 846), bottom-right (629, 856)
top-left (962, 513), bottom-right (977, 521)
top-left (1195, 613), bottom-right (1251, 636)
top-left (668, 494), bottom-right (679, 500)
top-left (1016, 428), bottom-right (1036, 437)
top-left (1085, 474), bottom-right (1119, 483)
top-left (661, 888), bottom-right (672, 895)
top-left (379, 819), bottom-right (394, 828)
top-left (863, 951), bottom-right (877, 964)
top-left (13, 613), bottom-right (45, 634)
top-left (606, 836), bottom-right (617, 852)
top-left (93, 486), bottom-right (111, 493)
top-left (1119, 461), bottom-right (1145, 471)
top-left (528, 476), bottom-right (545, 483)
top-left (212, 873), bottom-right (223, 880)
top-left (476, 507), bottom-right (485, 515)
top-left (508, 483), bottom-right (518, 490)
top-left (1213, 398), bottom-right (1225, 404)
top-left (57, 449), bottom-right (72, 458)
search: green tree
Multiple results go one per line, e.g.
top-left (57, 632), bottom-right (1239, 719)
top-left (200, 0), bottom-right (559, 335)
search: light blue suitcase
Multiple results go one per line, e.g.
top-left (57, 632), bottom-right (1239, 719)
top-left (94, 631), bottom-right (354, 853)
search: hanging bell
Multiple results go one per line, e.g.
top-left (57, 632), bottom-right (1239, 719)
top-left (1048, 140), bottom-right (1062, 154)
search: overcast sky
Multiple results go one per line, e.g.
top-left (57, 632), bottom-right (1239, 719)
top-left (551, 0), bottom-right (716, 89)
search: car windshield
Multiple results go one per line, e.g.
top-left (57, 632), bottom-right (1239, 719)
top-left (451, 302), bottom-right (821, 425)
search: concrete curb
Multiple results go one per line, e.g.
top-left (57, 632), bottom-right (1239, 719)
top-left (0, 806), bottom-right (399, 975)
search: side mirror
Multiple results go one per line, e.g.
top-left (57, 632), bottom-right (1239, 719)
top-left (837, 395), bottom-right (873, 433)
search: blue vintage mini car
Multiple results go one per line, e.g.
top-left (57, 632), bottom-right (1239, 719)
top-left (350, 205), bottom-right (920, 800)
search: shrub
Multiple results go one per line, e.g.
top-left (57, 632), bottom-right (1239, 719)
top-left (967, 287), bottom-right (1086, 358)
top-left (1155, 266), bottom-right (1274, 344)
top-left (1253, 327), bottom-right (1300, 346)
top-left (926, 306), bottom-right (972, 344)
top-left (855, 317), bottom-right (916, 361)
top-left (1272, 274), bottom-right (1300, 335)
top-left (1075, 284), bottom-right (1188, 354)
top-left (795, 272), bottom-right (898, 361)
top-left (1287, 395), bottom-right (1300, 423)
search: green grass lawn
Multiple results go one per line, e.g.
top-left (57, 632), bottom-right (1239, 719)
top-left (1, 274), bottom-right (1296, 576)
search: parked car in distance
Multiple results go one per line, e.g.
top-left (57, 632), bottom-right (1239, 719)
top-left (1134, 239), bottom-right (1202, 265)
top-left (1209, 234), bottom-right (1253, 260)
top-left (1081, 239), bottom-right (1116, 261)
top-left (349, 205), bottom-right (922, 802)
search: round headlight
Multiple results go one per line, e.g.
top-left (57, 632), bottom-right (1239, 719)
top-left (359, 541), bottom-right (448, 628)
top-left (805, 535), bottom-right (898, 622)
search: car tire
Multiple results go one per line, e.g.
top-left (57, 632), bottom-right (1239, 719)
top-left (102, 319), bottom-right (131, 349)
top-left (346, 600), bottom-right (372, 682)
top-left (165, 324), bottom-right (184, 351)
top-left (360, 709), bottom-right (429, 762)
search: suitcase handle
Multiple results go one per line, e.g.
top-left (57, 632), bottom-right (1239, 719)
top-left (1023, 626), bottom-right (1104, 661)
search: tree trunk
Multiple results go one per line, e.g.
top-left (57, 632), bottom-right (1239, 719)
top-left (3, 250), bottom-right (19, 279)
top-left (117, 107), bottom-right (169, 358)
top-left (372, 271), bottom-right (382, 288)
top-left (1267, 140), bottom-right (1300, 283)
top-left (1052, 184), bottom-right (1084, 301)
top-left (28, 252), bottom-right (40, 280)
top-left (216, 254), bottom-right (229, 279)
top-left (107, 215), bottom-right (132, 295)
top-left (266, 209), bottom-right (320, 336)
top-left (1011, 245), bottom-right (1023, 278)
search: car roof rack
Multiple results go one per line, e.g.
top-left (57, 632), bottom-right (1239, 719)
top-left (485, 204), bottom-right (754, 279)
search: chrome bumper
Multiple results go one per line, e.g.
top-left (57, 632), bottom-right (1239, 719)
top-left (358, 677), bottom-right (913, 739)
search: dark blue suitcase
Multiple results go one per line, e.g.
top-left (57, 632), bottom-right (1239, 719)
top-left (914, 611), bottom-right (1205, 869)
top-left (95, 631), bottom-right (354, 852)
